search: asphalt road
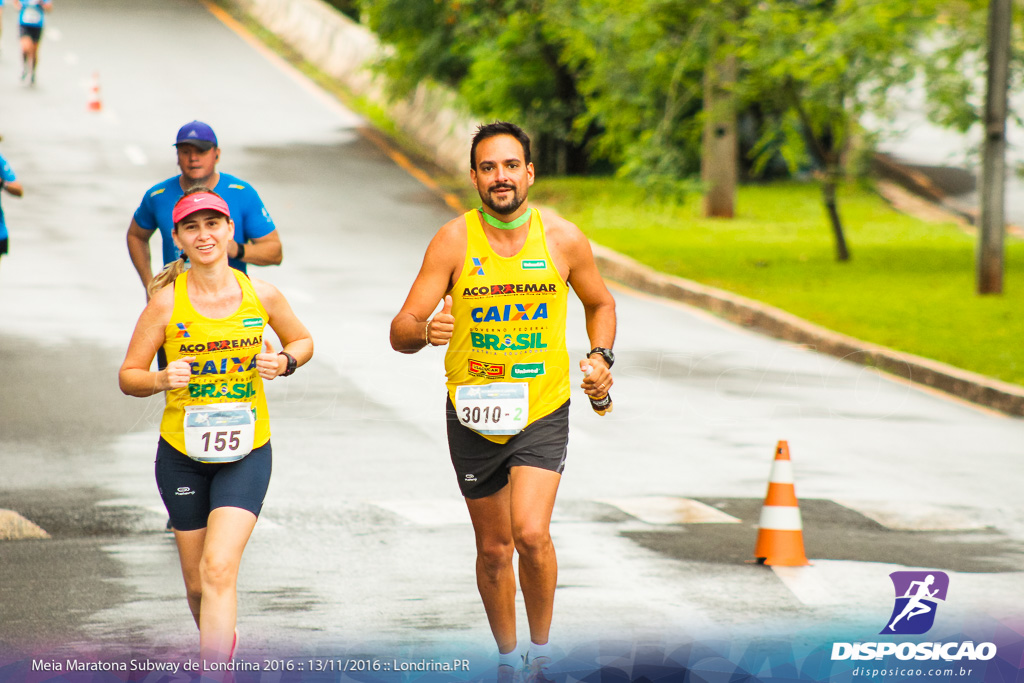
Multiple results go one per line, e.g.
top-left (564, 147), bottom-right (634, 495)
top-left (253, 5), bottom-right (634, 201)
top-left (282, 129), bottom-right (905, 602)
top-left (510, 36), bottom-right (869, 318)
top-left (2, 1), bottom-right (1024, 679)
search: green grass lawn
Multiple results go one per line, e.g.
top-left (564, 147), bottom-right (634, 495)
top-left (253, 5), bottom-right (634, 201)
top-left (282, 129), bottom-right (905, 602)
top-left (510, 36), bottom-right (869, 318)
top-left (528, 178), bottom-right (1024, 386)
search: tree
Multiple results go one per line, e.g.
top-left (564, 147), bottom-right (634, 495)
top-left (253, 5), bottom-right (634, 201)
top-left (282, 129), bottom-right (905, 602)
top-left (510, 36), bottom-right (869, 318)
top-left (554, 0), bottom-right (712, 198)
top-left (977, 0), bottom-right (1013, 294)
top-left (917, 0), bottom-right (1024, 294)
top-left (736, 0), bottom-right (941, 261)
top-left (360, 0), bottom-right (592, 174)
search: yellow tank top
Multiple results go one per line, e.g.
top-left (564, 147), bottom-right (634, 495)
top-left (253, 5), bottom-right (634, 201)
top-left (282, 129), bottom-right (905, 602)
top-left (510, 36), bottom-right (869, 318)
top-left (446, 209), bottom-right (570, 443)
top-left (159, 269), bottom-right (271, 453)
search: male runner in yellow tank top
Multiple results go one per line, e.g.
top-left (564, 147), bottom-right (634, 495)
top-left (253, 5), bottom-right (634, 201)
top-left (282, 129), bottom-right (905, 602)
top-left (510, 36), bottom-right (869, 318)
top-left (390, 122), bottom-right (616, 681)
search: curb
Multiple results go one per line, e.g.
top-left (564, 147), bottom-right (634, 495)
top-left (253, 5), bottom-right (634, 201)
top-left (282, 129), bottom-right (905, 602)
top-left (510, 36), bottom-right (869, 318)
top-left (592, 244), bottom-right (1024, 418)
top-left (225, 0), bottom-right (474, 176)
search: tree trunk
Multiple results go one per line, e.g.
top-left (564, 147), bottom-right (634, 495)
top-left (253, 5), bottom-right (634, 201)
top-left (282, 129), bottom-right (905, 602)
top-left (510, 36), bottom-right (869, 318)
top-left (977, 0), bottom-right (1012, 295)
top-left (701, 55), bottom-right (738, 217)
top-left (822, 169), bottom-right (850, 262)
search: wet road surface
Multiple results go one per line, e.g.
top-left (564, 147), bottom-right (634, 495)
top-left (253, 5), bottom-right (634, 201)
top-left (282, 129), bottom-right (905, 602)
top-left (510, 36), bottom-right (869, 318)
top-left (1, 0), bottom-right (1024, 676)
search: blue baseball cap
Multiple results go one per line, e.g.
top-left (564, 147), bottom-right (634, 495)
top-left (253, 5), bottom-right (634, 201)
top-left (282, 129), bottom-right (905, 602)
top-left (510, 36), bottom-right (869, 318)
top-left (174, 120), bottom-right (218, 151)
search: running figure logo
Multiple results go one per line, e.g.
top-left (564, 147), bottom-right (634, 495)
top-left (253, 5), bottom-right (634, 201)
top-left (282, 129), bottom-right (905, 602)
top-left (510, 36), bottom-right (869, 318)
top-left (881, 571), bottom-right (949, 635)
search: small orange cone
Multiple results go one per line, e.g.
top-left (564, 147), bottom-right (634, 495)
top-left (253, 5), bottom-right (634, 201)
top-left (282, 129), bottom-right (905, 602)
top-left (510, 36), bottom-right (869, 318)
top-left (87, 72), bottom-right (102, 112)
top-left (754, 440), bottom-right (809, 566)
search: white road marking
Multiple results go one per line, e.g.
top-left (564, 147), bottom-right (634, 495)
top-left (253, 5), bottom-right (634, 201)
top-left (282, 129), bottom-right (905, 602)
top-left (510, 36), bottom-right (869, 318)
top-left (124, 145), bottom-right (147, 166)
top-left (373, 498), bottom-right (470, 526)
top-left (599, 497), bottom-right (742, 525)
top-left (837, 499), bottom-right (993, 531)
top-left (0, 509), bottom-right (50, 540)
top-left (772, 559), bottom-right (1024, 619)
top-left (772, 564), bottom-right (834, 604)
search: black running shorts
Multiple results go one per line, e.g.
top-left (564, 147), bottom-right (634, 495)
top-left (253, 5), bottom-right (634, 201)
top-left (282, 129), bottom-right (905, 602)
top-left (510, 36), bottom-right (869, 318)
top-left (446, 397), bottom-right (569, 499)
top-left (0, 238), bottom-right (7, 256)
top-left (19, 25), bottom-right (42, 43)
top-left (155, 437), bottom-right (272, 531)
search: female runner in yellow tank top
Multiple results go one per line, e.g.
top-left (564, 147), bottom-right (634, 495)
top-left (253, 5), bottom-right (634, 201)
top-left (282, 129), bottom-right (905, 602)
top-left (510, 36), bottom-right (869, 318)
top-left (119, 187), bottom-right (313, 670)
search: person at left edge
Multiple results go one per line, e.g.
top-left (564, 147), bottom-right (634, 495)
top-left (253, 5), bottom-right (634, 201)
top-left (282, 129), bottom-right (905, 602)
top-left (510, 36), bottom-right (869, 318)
top-left (0, 146), bottom-right (25, 272)
top-left (119, 188), bottom-right (312, 669)
top-left (127, 120), bottom-right (282, 301)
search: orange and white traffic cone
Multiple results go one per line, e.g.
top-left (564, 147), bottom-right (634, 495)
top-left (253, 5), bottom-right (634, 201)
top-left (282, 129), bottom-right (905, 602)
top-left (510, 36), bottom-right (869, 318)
top-left (754, 440), bottom-right (809, 566)
top-left (87, 72), bottom-right (102, 112)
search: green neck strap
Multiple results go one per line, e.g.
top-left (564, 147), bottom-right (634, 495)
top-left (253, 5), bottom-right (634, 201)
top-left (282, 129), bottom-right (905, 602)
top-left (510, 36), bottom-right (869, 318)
top-left (479, 207), bottom-right (531, 231)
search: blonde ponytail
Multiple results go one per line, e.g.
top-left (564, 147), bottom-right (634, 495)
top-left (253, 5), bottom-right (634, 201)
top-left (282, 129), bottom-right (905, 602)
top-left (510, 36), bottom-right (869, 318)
top-left (147, 257), bottom-right (187, 299)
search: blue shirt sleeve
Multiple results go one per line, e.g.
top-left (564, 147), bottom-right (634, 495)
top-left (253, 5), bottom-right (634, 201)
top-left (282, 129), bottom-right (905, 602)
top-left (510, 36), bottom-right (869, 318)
top-left (0, 156), bottom-right (16, 184)
top-left (133, 187), bottom-right (160, 232)
top-left (133, 179), bottom-right (184, 266)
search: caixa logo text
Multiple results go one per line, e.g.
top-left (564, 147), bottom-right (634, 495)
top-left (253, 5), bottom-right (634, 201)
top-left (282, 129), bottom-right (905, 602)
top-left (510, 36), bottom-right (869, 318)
top-left (831, 642), bottom-right (996, 662)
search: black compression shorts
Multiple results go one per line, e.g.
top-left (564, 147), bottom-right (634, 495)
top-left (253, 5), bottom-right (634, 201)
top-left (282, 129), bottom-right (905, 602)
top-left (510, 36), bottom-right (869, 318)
top-left (155, 437), bottom-right (272, 531)
top-left (446, 397), bottom-right (569, 499)
top-left (19, 25), bottom-right (42, 42)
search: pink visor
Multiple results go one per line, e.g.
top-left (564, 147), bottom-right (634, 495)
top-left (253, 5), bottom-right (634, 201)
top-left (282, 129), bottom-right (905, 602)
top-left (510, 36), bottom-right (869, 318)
top-left (172, 193), bottom-right (231, 224)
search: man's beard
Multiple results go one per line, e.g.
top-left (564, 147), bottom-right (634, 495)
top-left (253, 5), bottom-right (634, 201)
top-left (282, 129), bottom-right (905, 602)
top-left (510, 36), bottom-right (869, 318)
top-left (481, 183), bottom-right (526, 216)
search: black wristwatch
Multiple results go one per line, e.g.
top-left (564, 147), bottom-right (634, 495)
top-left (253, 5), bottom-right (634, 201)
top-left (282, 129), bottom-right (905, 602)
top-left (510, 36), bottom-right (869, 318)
top-left (235, 241), bottom-right (246, 261)
top-left (278, 351), bottom-right (297, 377)
top-left (588, 346), bottom-right (615, 369)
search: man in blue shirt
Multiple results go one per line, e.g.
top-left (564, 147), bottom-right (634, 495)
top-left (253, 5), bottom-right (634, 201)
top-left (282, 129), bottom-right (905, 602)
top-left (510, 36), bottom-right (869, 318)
top-left (0, 148), bottom-right (25, 271)
top-left (16, 0), bottom-right (51, 85)
top-left (126, 121), bottom-right (282, 297)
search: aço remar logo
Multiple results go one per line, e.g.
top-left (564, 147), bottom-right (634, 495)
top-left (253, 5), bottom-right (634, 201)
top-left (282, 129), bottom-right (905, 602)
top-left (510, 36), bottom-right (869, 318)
top-left (880, 571), bottom-right (949, 635)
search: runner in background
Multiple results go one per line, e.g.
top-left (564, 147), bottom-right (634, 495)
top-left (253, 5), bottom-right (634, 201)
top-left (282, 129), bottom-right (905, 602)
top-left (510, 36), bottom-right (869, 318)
top-left (127, 120), bottom-right (282, 300)
top-left (15, 0), bottom-right (51, 85)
